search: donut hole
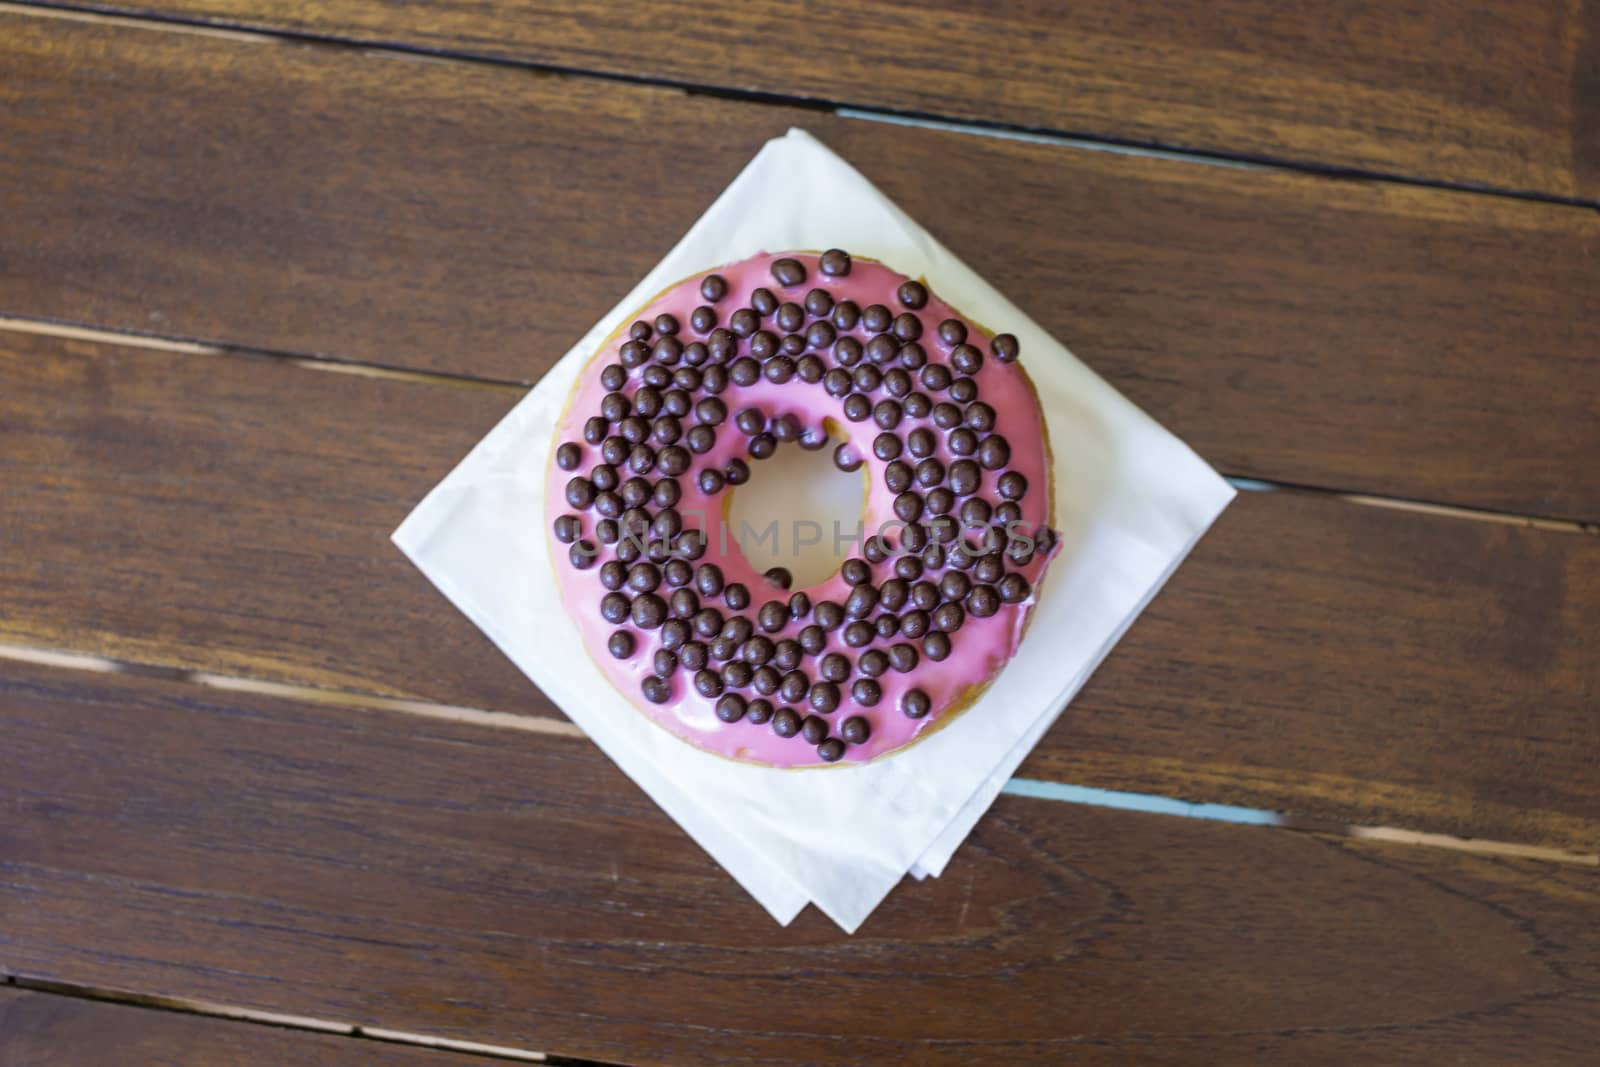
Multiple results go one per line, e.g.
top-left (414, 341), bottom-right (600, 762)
top-left (725, 421), bottom-right (866, 589)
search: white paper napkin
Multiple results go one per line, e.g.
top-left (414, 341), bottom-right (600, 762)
top-left (393, 128), bottom-right (1235, 932)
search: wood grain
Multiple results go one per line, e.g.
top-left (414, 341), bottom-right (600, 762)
top-left (41, 0), bottom-right (1600, 201)
top-left (0, 989), bottom-right (494, 1066)
top-left (2, 330), bottom-right (1596, 851)
top-left (3, 658), bottom-right (1597, 1066)
top-left (3, 11), bottom-right (1597, 518)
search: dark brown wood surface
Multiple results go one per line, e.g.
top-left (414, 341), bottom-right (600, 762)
top-left (0, 989), bottom-right (490, 1066)
top-left (4, 11), bottom-right (1598, 519)
top-left (40, 0), bottom-right (1600, 202)
top-left (3, 329), bottom-right (1596, 852)
top-left (4, 658), bottom-right (1597, 1066)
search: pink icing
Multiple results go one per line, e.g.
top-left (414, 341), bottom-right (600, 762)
top-left (547, 252), bottom-right (1055, 767)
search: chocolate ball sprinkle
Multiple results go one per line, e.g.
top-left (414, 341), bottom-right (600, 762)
top-left (752, 666), bottom-right (781, 696)
top-left (900, 609), bottom-right (930, 639)
top-left (748, 432), bottom-right (777, 459)
top-left (758, 600), bottom-right (787, 633)
top-left (833, 337), bottom-right (863, 368)
top-left (840, 716), bottom-right (871, 745)
top-left (965, 436), bottom-right (1004, 473)
top-left (814, 601), bottom-right (845, 631)
top-left (771, 257), bottom-right (807, 287)
top-left (601, 592), bottom-right (631, 624)
top-left (692, 607), bottom-right (724, 638)
top-left (904, 392), bottom-right (932, 419)
top-left (865, 334), bottom-right (898, 365)
top-left (724, 661), bottom-right (753, 689)
top-left (565, 477), bottom-right (596, 510)
top-left (991, 333), bottom-right (1020, 362)
top-left (729, 308), bottom-right (758, 338)
top-left (751, 288), bottom-right (778, 316)
top-left (816, 738), bottom-right (845, 761)
top-left (858, 649), bottom-right (889, 678)
top-left (967, 585), bottom-right (1001, 618)
top-left (873, 433), bottom-right (903, 461)
top-left (796, 354), bottom-right (826, 383)
top-left (874, 613), bottom-right (899, 639)
top-left (894, 491), bottom-right (924, 523)
top-left (853, 364), bottom-right (883, 393)
top-left (552, 514), bottom-right (581, 544)
top-left (809, 682), bottom-right (841, 714)
top-left (888, 642), bottom-right (919, 673)
top-left (724, 458), bottom-right (751, 485)
top-left (600, 560), bottom-right (627, 590)
top-left (777, 302), bottom-right (804, 333)
top-left (952, 378), bottom-right (981, 404)
top-left (911, 581), bottom-right (941, 612)
top-left (851, 679), bottom-right (882, 706)
top-left (800, 714), bottom-right (829, 744)
top-left (745, 698), bottom-right (775, 725)
top-left (949, 428), bottom-right (978, 457)
top-left (556, 442), bottom-right (582, 471)
top-left (902, 688), bottom-right (931, 719)
top-left (907, 427), bottom-right (936, 459)
top-left (843, 620), bottom-right (875, 647)
top-left (896, 280), bottom-right (928, 309)
top-left (934, 601), bottom-right (966, 634)
top-left (833, 443), bottom-right (863, 472)
top-left (937, 319), bottom-right (968, 346)
top-left (884, 460), bottom-right (913, 494)
top-left (654, 649), bottom-right (679, 677)
top-left (819, 249), bottom-right (852, 276)
top-left (998, 470), bottom-right (1028, 501)
top-left (608, 630), bottom-right (635, 659)
top-left (831, 300), bottom-right (861, 331)
top-left (641, 676), bottom-right (671, 704)
top-left (772, 707), bottom-right (802, 737)
top-left (883, 368), bottom-right (914, 397)
top-left (805, 320), bottom-right (836, 350)
top-left (932, 403), bottom-right (962, 430)
top-left (819, 653), bottom-right (850, 683)
top-left (894, 555), bottom-right (923, 581)
top-left (629, 320), bottom-right (653, 342)
top-left (670, 588), bottom-right (700, 619)
top-left (798, 624), bottom-right (827, 654)
top-left (619, 341), bottom-right (649, 368)
top-left (630, 594), bottom-right (667, 629)
top-left (920, 364), bottom-right (952, 393)
top-left (949, 459), bottom-right (981, 496)
top-left (689, 306), bottom-right (716, 334)
top-left (998, 573), bottom-right (1031, 603)
top-left (725, 582), bottom-right (751, 610)
top-left (664, 558), bottom-right (692, 587)
top-left (700, 274), bottom-right (728, 302)
top-left (773, 639), bottom-right (802, 670)
top-left (915, 458), bottom-right (944, 489)
top-left (824, 367), bottom-right (854, 397)
top-left (715, 693), bottom-right (747, 723)
top-left (748, 331), bottom-right (777, 360)
top-left (862, 304), bottom-right (892, 333)
top-left (686, 426), bottom-right (716, 458)
top-left (951, 343), bottom-right (983, 376)
top-left (891, 312), bottom-right (923, 342)
top-left (781, 671), bottom-right (810, 705)
top-left (924, 631), bottom-right (952, 661)
top-left (741, 634), bottom-right (776, 665)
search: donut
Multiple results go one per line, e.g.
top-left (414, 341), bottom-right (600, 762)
top-left (547, 250), bottom-right (1057, 768)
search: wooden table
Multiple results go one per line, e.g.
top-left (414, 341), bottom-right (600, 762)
top-left (3, 3), bottom-right (1597, 1063)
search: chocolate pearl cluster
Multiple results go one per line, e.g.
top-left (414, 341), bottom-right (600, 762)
top-left (554, 251), bottom-right (1047, 764)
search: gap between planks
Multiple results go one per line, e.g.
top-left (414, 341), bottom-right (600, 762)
top-left (2, 974), bottom-right (567, 1063)
top-left (3, 314), bottom-right (1595, 537)
top-left (3, 0), bottom-right (1597, 210)
top-left (3, 639), bottom-right (1594, 869)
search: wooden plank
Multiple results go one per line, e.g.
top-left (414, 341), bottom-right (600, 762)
top-left (1, 331), bottom-right (1596, 851)
top-left (0, 989), bottom-right (497, 1066)
top-left (3, 659), bottom-right (1597, 1066)
top-left (2, 11), bottom-right (1597, 518)
top-left (42, 0), bottom-right (1600, 201)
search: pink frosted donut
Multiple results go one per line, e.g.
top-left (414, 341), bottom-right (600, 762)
top-left (548, 250), bottom-right (1057, 767)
